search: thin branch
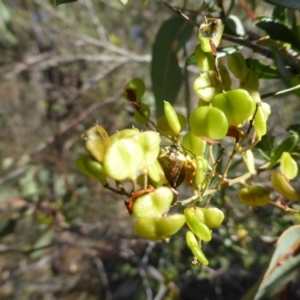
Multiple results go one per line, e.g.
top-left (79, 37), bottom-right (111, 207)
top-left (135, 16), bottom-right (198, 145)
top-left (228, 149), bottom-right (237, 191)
top-left (164, 1), bottom-right (300, 69)
top-left (94, 257), bottom-right (113, 300)
top-left (34, 0), bottom-right (147, 61)
top-left (0, 96), bottom-right (118, 185)
top-left (83, 0), bottom-right (107, 42)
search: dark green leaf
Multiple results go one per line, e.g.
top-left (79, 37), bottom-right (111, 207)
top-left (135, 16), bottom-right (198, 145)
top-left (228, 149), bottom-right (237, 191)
top-left (246, 58), bottom-right (279, 79)
top-left (254, 225), bottom-right (300, 300)
top-left (185, 53), bottom-right (197, 66)
top-left (151, 16), bottom-right (193, 117)
top-left (272, 5), bottom-right (286, 22)
top-left (56, 0), bottom-right (77, 6)
top-left (269, 133), bottom-right (299, 168)
top-left (263, 0), bottom-right (300, 10)
top-left (256, 133), bottom-right (275, 157)
top-left (287, 124), bottom-right (300, 135)
top-left (256, 18), bottom-right (300, 51)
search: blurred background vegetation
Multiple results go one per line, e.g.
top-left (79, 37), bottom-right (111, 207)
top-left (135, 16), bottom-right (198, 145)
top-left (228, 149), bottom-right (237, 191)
top-left (0, 0), bottom-right (300, 299)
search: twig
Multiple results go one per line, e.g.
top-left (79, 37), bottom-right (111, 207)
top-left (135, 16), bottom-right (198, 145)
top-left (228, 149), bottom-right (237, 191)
top-left (163, 1), bottom-right (300, 69)
top-left (83, 0), bottom-right (107, 42)
top-left (0, 96), bottom-right (118, 185)
top-left (94, 257), bottom-right (113, 300)
top-left (34, 0), bottom-right (147, 61)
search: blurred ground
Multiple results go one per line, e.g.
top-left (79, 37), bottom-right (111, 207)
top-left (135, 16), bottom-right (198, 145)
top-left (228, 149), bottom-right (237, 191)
top-left (0, 1), bottom-right (300, 299)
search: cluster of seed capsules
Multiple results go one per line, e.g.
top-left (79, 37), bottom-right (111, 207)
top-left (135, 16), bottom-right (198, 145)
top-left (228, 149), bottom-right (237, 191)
top-left (76, 18), bottom-right (299, 265)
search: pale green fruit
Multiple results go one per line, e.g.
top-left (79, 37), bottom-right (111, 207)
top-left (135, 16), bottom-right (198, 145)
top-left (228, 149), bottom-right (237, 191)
top-left (211, 89), bottom-right (255, 126)
top-left (184, 208), bottom-right (212, 241)
top-left (271, 171), bottom-right (300, 201)
top-left (280, 152), bottom-right (298, 180)
top-left (227, 53), bottom-right (248, 81)
top-left (75, 155), bottom-right (107, 185)
top-left (194, 71), bottom-right (222, 102)
top-left (186, 231), bottom-right (209, 265)
top-left (238, 185), bottom-right (271, 208)
top-left (134, 214), bottom-right (186, 241)
top-left (182, 132), bottom-right (206, 157)
top-left (202, 207), bottom-right (225, 229)
top-left (164, 101), bottom-right (182, 135)
top-left (132, 186), bottom-right (173, 218)
top-left (81, 125), bottom-right (111, 164)
top-left (189, 106), bottom-right (228, 139)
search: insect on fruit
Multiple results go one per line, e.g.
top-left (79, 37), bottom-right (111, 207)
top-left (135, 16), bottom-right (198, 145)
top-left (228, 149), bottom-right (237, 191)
top-left (158, 145), bottom-right (196, 189)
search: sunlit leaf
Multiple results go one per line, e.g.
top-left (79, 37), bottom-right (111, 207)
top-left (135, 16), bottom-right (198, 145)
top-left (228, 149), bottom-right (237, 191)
top-left (254, 225), bottom-right (300, 300)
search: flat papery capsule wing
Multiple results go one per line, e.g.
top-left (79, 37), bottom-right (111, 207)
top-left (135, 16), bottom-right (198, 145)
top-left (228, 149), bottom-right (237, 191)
top-left (123, 78), bottom-right (146, 102)
top-left (81, 125), bottom-right (111, 163)
top-left (271, 171), bottom-right (300, 201)
top-left (157, 114), bottom-right (186, 137)
top-left (103, 137), bottom-right (143, 181)
top-left (184, 208), bottom-right (212, 241)
top-left (238, 185), bottom-right (271, 208)
top-left (211, 89), bottom-right (255, 126)
top-left (132, 186), bottom-right (173, 218)
top-left (110, 128), bottom-right (140, 143)
top-left (195, 156), bottom-right (208, 187)
top-left (132, 131), bottom-right (161, 169)
top-left (253, 105), bottom-right (267, 139)
top-left (182, 132), bottom-right (206, 156)
top-left (280, 152), bottom-right (298, 180)
top-left (193, 71), bottom-right (222, 102)
top-left (75, 155), bottom-right (107, 185)
top-left (189, 106), bottom-right (228, 140)
top-left (134, 214), bottom-right (185, 241)
top-left (186, 231), bottom-right (209, 265)
top-left (164, 101), bottom-right (182, 135)
top-left (202, 207), bottom-right (225, 229)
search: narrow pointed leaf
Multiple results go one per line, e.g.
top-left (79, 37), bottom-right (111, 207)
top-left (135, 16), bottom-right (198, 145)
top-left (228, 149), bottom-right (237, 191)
top-left (151, 16), bottom-right (193, 117)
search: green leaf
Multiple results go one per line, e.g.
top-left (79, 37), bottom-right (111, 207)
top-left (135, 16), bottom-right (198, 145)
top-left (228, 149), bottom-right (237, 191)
top-left (254, 225), bottom-right (300, 300)
top-left (269, 133), bottom-right (299, 169)
top-left (246, 58), bottom-right (279, 79)
top-left (263, 0), bottom-right (300, 10)
top-left (31, 229), bottom-right (55, 259)
top-left (56, 0), bottom-right (77, 5)
top-left (256, 18), bottom-right (300, 51)
top-left (151, 16), bottom-right (193, 117)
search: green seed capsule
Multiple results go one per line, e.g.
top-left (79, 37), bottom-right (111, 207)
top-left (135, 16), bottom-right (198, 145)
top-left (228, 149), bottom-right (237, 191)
top-left (186, 231), bottom-right (209, 265)
top-left (81, 125), bottom-right (111, 164)
top-left (164, 101), bottom-right (182, 135)
top-left (238, 185), bottom-right (271, 208)
top-left (184, 208), bottom-right (212, 241)
top-left (271, 171), bottom-right (300, 201)
top-left (280, 152), bottom-right (298, 180)
top-left (75, 155), bottom-right (107, 185)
